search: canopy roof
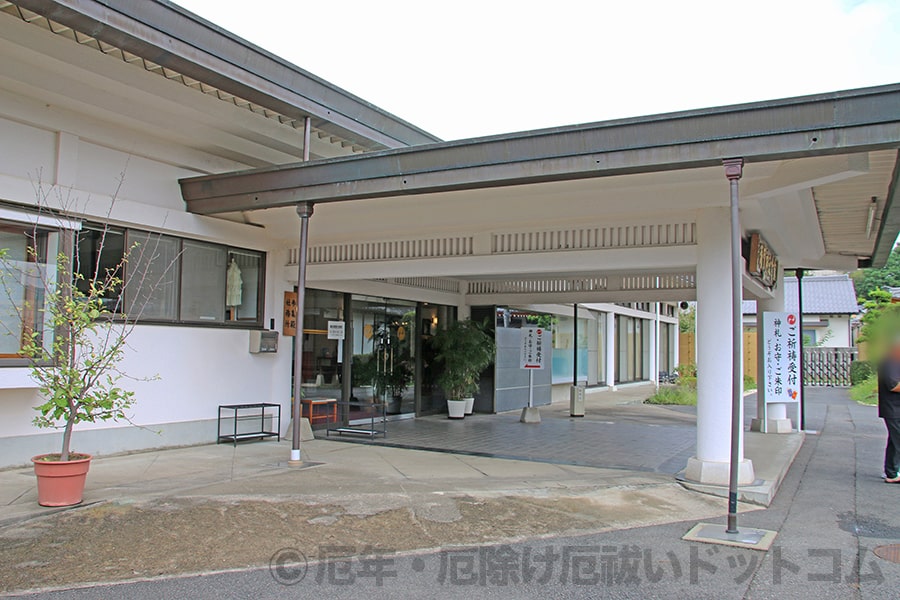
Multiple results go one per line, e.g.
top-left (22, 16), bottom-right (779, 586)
top-left (180, 84), bottom-right (900, 268)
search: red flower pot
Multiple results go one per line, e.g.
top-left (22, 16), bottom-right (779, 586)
top-left (31, 454), bottom-right (92, 507)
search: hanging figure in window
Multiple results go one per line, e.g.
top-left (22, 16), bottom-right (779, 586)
top-left (226, 257), bottom-right (242, 320)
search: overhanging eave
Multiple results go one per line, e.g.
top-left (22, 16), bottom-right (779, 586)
top-left (7, 0), bottom-right (439, 149)
top-left (871, 149), bottom-right (900, 267)
top-left (180, 84), bottom-right (900, 215)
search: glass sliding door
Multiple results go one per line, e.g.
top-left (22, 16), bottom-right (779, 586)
top-left (615, 315), bottom-right (651, 384)
top-left (417, 303), bottom-right (456, 415)
top-left (351, 296), bottom-right (416, 416)
top-left (658, 322), bottom-right (672, 375)
top-left (298, 289), bottom-right (344, 409)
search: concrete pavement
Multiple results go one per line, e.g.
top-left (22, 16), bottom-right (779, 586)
top-left (0, 435), bottom-right (735, 595)
top-left (3, 388), bottom-right (895, 598)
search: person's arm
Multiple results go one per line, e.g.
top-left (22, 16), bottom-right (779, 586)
top-left (885, 360), bottom-right (900, 392)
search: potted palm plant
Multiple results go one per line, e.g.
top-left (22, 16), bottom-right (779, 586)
top-left (432, 319), bottom-right (495, 419)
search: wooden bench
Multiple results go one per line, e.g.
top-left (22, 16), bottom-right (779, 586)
top-left (302, 398), bottom-right (338, 425)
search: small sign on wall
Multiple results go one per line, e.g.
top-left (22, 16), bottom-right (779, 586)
top-left (762, 311), bottom-right (800, 402)
top-left (747, 233), bottom-right (780, 289)
top-left (520, 326), bottom-right (546, 370)
top-left (283, 291), bottom-right (298, 336)
top-left (327, 321), bottom-right (346, 340)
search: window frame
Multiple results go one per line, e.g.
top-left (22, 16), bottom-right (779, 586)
top-left (80, 222), bottom-right (267, 330)
top-left (0, 215), bottom-right (78, 368)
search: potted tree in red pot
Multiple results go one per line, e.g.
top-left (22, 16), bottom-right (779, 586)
top-left (24, 247), bottom-right (135, 506)
top-left (1, 198), bottom-right (156, 507)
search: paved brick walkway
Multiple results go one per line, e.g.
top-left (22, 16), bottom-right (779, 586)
top-left (323, 385), bottom-right (665, 473)
top-left (320, 384), bottom-right (764, 474)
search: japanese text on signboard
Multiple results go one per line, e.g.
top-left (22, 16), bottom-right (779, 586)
top-left (283, 292), bottom-right (298, 336)
top-left (328, 321), bottom-right (346, 340)
top-left (520, 327), bottom-right (546, 370)
top-left (763, 311), bottom-right (800, 402)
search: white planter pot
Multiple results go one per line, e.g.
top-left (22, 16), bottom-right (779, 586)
top-left (463, 397), bottom-right (475, 415)
top-left (447, 399), bottom-right (467, 419)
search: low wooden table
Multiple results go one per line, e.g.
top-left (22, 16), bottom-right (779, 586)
top-left (301, 398), bottom-right (338, 425)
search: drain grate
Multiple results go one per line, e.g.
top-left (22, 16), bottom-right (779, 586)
top-left (873, 545), bottom-right (900, 563)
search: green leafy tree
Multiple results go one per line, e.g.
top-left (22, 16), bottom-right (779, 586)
top-left (856, 288), bottom-right (900, 364)
top-left (0, 180), bottom-right (164, 462)
top-left (18, 249), bottom-right (136, 461)
top-left (679, 304), bottom-right (696, 333)
top-left (525, 313), bottom-right (558, 329)
top-left (852, 245), bottom-right (900, 299)
top-left (857, 288), bottom-right (894, 343)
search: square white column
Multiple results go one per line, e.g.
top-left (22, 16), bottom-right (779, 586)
top-left (606, 311), bottom-right (616, 390)
top-left (685, 207), bottom-right (754, 485)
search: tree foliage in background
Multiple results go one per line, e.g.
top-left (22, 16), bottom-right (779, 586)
top-left (678, 304), bottom-right (696, 333)
top-left (525, 313), bottom-right (558, 329)
top-left (852, 245), bottom-right (900, 300)
top-left (857, 288), bottom-right (895, 343)
top-left (856, 288), bottom-right (900, 366)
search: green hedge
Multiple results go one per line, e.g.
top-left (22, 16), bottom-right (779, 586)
top-left (850, 360), bottom-right (874, 386)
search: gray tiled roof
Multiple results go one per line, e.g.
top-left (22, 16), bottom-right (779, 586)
top-left (742, 274), bottom-right (859, 315)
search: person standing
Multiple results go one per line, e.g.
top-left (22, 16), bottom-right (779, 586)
top-left (877, 341), bottom-right (900, 483)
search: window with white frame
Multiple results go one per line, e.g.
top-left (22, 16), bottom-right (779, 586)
top-left (0, 221), bottom-right (60, 361)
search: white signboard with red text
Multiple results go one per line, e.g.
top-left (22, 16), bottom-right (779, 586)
top-left (762, 311), bottom-right (801, 403)
top-left (519, 326), bottom-right (546, 370)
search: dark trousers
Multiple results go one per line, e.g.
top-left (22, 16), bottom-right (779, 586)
top-left (885, 418), bottom-right (900, 478)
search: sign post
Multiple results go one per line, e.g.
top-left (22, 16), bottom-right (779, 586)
top-left (520, 326), bottom-right (545, 423)
top-left (758, 311), bottom-right (801, 433)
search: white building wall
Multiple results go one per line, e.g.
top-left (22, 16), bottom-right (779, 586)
top-left (0, 109), bottom-right (294, 467)
top-left (743, 314), bottom-right (854, 347)
top-left (814, 315), bottom-right (852, 347)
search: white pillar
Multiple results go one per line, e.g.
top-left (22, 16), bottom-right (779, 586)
top-left (605, 311), bottom-right (616, 390)
top-left (672, 319), bottom-right (680, 371)
top-left (649, 312), bottom-right (658, 386)
top-left (457, 284), bottom-right (471, 320)
top-left (750, 265), bottom-right (793, 433)
top-left (685, 207), bottom-right (755, 485)
top-left (587, 313), bottom-right (600, 386)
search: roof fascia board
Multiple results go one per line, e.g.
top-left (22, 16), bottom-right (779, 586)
top-left (180, 84), bottom-right (900, 213)
top-left (9, 0), bottom-right (439, 148)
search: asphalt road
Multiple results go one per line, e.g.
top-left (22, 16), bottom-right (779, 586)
top-left (9, 388), bottom-right (900, 600)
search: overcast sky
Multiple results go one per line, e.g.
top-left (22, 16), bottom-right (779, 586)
top-left (175, 0), bottom-right (899, 141)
